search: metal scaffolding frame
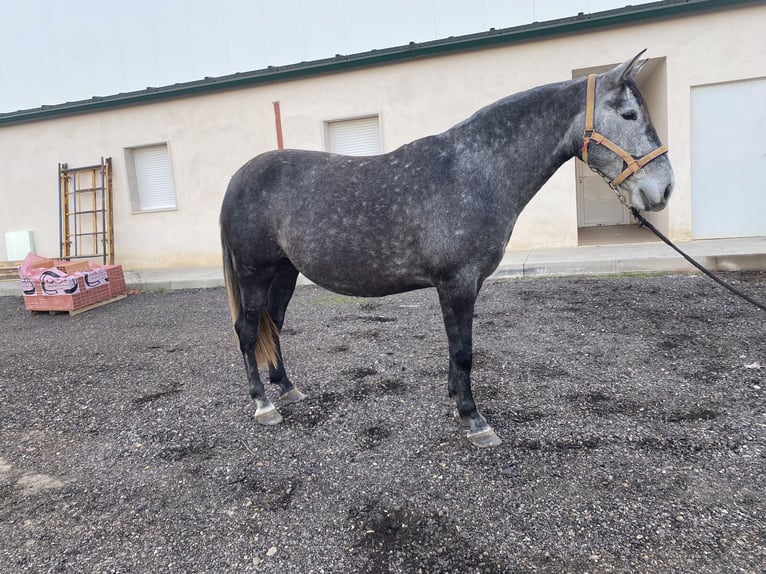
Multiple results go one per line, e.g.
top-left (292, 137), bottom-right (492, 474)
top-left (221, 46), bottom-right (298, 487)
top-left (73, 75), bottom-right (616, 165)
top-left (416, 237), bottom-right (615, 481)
top-left (58, 157), bottom-right (114, 265)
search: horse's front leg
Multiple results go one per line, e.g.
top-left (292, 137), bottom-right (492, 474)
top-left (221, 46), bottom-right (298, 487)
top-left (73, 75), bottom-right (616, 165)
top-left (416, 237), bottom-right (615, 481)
top-left (437, 282), bottom-right (502, 448)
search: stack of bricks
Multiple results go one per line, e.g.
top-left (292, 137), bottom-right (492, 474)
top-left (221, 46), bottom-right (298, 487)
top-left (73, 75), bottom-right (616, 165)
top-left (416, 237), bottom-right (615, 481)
top-left (22, 259), bottom-right (127, 313)
top-left (105, 265), bottom-right (127, 298)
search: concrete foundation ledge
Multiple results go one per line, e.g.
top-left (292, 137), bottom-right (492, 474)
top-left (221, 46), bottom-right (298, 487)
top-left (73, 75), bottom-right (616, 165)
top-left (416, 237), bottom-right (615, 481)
top-left (0, 237), bottom-right (763, 297)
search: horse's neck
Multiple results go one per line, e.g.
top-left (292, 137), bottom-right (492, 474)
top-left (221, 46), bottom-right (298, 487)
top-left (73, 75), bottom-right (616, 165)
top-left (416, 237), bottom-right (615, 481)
top-left (450, 78), bottom-right (585, 206)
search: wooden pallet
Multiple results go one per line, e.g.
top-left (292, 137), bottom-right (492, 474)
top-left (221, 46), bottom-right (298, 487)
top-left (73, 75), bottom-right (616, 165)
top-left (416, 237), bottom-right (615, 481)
top-left (29, 294), bottom-right (127, 316)
top-left (0, 261), bottom-right (21, 282)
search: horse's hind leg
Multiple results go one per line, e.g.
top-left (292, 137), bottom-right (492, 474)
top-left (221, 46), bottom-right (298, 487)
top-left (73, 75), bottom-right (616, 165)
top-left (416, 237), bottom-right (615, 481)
top-left (437, 280), bottom-right (502, 448)
top-left (236, 269), bottom-right (283, 425)
top-left (267, 260), bottom-right (307, 404)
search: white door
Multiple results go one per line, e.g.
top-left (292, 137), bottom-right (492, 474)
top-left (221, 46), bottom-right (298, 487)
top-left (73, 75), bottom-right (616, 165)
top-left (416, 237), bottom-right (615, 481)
top-left (576, 159), bottom-right (631, 227)
top-left (691, 78), bottom-right (766, 239)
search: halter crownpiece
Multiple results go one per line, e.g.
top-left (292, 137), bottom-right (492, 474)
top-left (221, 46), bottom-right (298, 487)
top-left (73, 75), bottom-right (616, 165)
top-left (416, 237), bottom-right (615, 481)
top-left (582, 74), bottom-right (668, 195)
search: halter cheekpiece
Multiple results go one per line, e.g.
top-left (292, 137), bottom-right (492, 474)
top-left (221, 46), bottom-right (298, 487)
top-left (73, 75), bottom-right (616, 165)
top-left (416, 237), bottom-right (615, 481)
top-left (581, 74), bottom-right (668, 198)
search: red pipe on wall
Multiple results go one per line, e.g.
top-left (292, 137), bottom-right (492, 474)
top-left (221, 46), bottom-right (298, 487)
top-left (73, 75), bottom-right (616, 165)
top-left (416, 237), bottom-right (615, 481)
top-left (273, 101), bottom-right (284, 150)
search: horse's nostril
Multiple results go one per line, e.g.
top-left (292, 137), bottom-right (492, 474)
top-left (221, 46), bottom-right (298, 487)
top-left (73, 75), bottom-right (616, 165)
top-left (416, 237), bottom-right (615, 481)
top-left (664, 183), bottom-right (673, 202)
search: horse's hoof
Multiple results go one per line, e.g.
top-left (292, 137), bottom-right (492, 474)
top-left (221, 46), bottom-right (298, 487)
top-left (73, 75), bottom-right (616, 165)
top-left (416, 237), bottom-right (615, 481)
top-left (280, 388), bottom-right (307, 405)
top-left (467, 427), bottom-right (502, 448)
top-left (255, 405), bottom-right (283, 425)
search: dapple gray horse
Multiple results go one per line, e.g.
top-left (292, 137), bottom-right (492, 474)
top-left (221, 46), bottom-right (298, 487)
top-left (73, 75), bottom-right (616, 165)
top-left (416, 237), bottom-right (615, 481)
top-left (220, 51), bottom-right (673, 447)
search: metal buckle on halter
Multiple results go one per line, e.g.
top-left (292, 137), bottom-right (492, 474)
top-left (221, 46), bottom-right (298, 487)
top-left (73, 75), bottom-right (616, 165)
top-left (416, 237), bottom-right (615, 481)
top-left (607, 180), bottom-right (632, 208)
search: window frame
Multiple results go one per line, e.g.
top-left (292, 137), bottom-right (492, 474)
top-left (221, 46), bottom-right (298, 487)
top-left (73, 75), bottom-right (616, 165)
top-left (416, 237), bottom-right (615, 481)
top-left (124, 142), bottom-right (178, 213)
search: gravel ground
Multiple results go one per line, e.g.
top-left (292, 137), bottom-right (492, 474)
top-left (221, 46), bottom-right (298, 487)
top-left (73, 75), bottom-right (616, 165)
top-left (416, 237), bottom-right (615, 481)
top-left (0, 273), bottom-right (764, 573)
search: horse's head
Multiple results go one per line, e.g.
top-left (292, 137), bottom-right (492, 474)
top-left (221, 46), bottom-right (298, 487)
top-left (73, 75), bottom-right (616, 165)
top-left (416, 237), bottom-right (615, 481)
top-left (582, 51), bottom-right (674, 212)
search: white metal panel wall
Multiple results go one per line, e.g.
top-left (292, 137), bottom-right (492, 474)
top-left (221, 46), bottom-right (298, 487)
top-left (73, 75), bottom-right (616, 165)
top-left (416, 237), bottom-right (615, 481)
top-left (691, 78), bottom-right (766, 239)
top-left (5, 230), bottom-right (34, 260)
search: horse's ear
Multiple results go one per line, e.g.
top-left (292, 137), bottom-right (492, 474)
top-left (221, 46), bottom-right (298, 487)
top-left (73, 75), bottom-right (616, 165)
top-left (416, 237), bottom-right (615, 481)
top-left (604, 50), bottom-right (647, 86)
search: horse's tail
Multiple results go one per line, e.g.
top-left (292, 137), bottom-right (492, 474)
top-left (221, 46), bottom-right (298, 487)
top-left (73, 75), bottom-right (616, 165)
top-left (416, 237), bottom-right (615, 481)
top-left (221, 235), bottom-right (280, 368)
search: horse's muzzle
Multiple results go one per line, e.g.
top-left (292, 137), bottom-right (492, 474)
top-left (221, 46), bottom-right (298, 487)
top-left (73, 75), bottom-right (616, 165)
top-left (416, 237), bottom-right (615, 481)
top-left (635, 180), bottom-right (673, 211)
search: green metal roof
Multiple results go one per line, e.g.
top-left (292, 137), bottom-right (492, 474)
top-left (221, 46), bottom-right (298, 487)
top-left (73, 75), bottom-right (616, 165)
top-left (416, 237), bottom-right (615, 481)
top-left (0, 0), bottom-right (760, 127)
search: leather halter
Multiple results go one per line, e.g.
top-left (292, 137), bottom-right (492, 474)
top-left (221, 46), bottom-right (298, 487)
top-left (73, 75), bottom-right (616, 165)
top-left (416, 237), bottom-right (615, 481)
top-left (582, 73), bottom-right (668, 189)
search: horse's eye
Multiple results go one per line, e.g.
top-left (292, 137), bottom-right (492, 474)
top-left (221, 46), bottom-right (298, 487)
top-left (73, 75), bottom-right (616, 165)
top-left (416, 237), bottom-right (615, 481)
top-left (621, 111), bottom-right (638, 121)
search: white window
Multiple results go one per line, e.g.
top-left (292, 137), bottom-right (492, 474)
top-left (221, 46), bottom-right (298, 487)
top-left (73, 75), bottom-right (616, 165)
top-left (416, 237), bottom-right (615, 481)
top-left (325, 115), bottom-right (382, 156)
top-left (125, 143), bottom-right (177, 212)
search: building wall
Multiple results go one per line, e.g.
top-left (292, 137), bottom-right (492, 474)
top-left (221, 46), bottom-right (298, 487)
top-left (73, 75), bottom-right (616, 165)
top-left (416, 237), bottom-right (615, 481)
top-left (1, 3), bottom-right (764, 269)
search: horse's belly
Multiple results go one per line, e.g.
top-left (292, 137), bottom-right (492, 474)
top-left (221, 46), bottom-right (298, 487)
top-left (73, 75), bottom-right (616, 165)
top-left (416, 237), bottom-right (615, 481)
top-left (277, 216), bottom-right (435, 296)
top-left (289, 251), bottom-right (432, 298)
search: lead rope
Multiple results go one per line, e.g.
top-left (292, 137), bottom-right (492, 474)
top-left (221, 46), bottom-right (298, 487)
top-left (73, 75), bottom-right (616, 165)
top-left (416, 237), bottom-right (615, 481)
top-left (628, 207), bottom-right (766, 312)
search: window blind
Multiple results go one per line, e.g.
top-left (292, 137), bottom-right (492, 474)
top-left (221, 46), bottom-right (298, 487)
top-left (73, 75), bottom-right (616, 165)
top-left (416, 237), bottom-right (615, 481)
top-left (327, 116), bottom-right (382, 156)
top-left (133, 145), bottom-right (176, 210)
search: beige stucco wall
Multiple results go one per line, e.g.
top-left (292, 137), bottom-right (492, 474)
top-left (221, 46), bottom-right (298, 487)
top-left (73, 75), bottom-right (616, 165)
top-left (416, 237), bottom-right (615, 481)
top-left (1, 3), bottom-right (764, 269)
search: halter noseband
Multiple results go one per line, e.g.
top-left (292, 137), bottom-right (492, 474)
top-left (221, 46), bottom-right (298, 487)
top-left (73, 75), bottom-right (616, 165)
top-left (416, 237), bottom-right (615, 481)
top-left (582, 74), bottom-right (668, 197)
